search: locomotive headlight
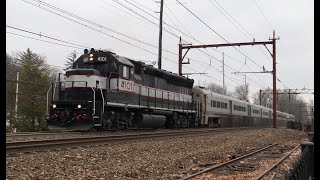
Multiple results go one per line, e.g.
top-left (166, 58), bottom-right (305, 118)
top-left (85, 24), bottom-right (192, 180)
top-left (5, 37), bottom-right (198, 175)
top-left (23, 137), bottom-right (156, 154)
top-left (89, 54), bottom-right (94, 61)
top-left (77, 104), bottom-right (82, 108)
top-left (52, 104), bottom-right (57, 109)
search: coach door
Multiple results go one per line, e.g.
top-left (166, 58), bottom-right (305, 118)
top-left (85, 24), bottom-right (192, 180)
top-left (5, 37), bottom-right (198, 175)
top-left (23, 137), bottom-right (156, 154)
top-left (229, 100), bottom-right (232, 114)
top-left (202, 94), bottom-right (207, 124)
top-left (269, 111), bottom-right (271, 119)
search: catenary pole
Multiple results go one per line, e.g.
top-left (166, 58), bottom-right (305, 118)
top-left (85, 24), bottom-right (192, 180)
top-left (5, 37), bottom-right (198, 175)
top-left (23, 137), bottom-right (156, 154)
top-left (157, 0), bottom-right (164, 69)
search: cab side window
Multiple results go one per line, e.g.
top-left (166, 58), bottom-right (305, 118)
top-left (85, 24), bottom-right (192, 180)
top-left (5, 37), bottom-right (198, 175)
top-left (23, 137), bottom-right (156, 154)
top-left (123, 66), bottom-right (130, 79)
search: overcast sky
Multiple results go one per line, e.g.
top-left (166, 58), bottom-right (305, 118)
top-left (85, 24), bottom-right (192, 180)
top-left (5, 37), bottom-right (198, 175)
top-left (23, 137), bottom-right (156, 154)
top-left (6, 0), bottom-right (314, 102)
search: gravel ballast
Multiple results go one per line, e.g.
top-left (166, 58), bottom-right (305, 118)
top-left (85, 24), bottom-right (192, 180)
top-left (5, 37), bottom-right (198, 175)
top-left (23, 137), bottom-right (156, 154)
top-left (6, 128), bottom-right (307, 179)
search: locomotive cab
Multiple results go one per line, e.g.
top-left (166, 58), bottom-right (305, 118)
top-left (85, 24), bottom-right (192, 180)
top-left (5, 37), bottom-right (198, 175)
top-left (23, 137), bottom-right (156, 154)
top-left (47, 68), bottom-right (104, 130)
top-left (47, 49), bottom-right (136, 130)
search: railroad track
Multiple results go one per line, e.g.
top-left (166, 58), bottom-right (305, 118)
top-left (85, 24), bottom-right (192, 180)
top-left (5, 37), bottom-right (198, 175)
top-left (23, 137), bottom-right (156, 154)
top-left (182, 143), bottom-right (278, 179)
top-left (183, 143), bottom-right (301, 179)
top-left (255, 144), bottom-right (301, 180)
top-left (6, 127), bottom-right (255, 154)
top-left (6, 130), bottom-right (79, 138)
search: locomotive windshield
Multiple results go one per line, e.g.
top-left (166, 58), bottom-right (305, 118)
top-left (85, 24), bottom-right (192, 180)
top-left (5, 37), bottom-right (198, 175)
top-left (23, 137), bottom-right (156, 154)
top-left (66, 69), bottom-right (101, 76)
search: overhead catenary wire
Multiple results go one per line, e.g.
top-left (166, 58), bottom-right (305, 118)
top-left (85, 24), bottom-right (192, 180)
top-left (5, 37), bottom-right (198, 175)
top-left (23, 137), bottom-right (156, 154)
top-left (120, 0), bottom-right (265, 87)
top-left (175, 0), bottom-right (272, 89)
top-left (208, 0), bottom-right (272, 64)
top-left (18, 0), bottom-right (238, 86)
top-left (252, 0), bottom-right (273, 27)
top-left (6, 24), bottom-right (209, 81)
top-left (19, 0), bottom-right (267, 89)
top-left (161, 2), bottom-right (254, 87)
top-left (123, 0), bottom-right (264, 88)
top-left (176, 0), bottom-right (264, 70)
top-left (20, 2), bottom-right (230, 85)
top-left (7, 25), bottom-right (89, 49)
top-left (7, 31), bottom-right (84, 50)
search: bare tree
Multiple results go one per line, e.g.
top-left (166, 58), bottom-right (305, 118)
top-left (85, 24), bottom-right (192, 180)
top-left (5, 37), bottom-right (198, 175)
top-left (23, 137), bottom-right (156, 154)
top-left (252, 89), bottom-right (311, 123)
top-left (234, 84), bottom-right (249, 101)
top-left (207, 82), bottom-right (228, 95)
top-left (252, 89), bottom-right (273, 107)
top-left (64, 50), bottom-right (77, 71)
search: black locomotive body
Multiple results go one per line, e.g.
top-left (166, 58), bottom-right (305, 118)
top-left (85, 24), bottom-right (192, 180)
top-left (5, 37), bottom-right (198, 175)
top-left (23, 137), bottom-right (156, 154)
top-left (47, 49), bottom-right (198, 130)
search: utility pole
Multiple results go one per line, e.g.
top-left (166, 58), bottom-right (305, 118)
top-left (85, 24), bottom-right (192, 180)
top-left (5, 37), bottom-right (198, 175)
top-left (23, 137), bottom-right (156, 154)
top-left (13, 71), bottom-right (19, 133)
top-left (222, 52), bottom-right (225, 93)
top-left (259, 89), bottom-right (262, 105)
top-left (157, 0), bottom-right (164, 69)
top-left (271, 30), bottom-right (277, 128)
top-left (244, 74), bottom-right (247, 86)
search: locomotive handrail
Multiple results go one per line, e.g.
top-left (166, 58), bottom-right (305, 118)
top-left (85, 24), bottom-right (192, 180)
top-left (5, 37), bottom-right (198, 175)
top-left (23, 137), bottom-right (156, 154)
top-left (46, 84), bottom-right (53, 115)
top-left (98, 79), bottom-right (106, 113)
top-left (85, 81), bottom-right (96, 115)
top-left (49, 81), bottom-right (96, 115)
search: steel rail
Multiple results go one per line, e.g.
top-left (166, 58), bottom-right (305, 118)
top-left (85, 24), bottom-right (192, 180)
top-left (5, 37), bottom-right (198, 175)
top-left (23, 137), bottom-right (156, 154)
top-left (255, 144), bottom-right (301, 180)
top-left (6, 128), bottom-right (253, 154)
top-left (6, 131), bottom-right (80, 137)
top-left (183, 143), bottom-right (278, 180)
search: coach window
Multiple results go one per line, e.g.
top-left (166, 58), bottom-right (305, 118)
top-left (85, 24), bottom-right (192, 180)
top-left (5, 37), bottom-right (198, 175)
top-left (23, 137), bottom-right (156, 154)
top-left (123, 65), bottom-right (130, 79)
top-left (217, 101), bottom-right (221, 108)
top-left (244, 107), bottom-right (246, 112)
top-left (213, 101), bottom-right (216, 107)
top-left (225, 103), bottom-right (228, 109)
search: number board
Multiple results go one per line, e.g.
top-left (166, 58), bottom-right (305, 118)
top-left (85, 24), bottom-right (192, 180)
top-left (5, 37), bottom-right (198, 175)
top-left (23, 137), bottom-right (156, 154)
top-left (119, 79), bottom-right (135, 92)
top-left (97, 57), bottom-right (107, 62)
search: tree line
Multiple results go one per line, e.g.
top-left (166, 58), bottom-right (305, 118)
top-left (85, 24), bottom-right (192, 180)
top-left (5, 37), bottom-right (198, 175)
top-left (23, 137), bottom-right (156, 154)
top-left (6, 49), bottom-right (77, 132)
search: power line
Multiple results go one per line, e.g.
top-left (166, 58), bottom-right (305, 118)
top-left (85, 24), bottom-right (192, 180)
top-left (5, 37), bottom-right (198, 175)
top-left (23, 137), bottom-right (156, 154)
top-left (26, 1), bottom-right (226, 83)
top-left (7, 25), bottom-right (89, 48)
top-left (176, 0), bottom-right (272, 89)
top-left (6, 79), bottom-right (50, 87)
top-left (208, 0), bottom-right (251, 40)
top-left (6, 26), bottom-right (214, 82)
top-left (6, 31), bottom-right (84, 50)
top-left (208, 0), bottom-right (272, 63)
top-left (252, 0), bottom-right (273, 27)
top-left (176, 0), bottom-right (265, 71)
top-left (109, 0), bottom-right (181, 39)
top-left (163, 2), bottom-right (251, 85)
top-left (19, 0), bottom-right (265, 89)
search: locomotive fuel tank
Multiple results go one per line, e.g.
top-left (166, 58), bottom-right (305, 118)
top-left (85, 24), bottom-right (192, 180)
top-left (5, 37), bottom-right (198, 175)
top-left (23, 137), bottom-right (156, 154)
top-left (136, 114), bottom-right (166, 128)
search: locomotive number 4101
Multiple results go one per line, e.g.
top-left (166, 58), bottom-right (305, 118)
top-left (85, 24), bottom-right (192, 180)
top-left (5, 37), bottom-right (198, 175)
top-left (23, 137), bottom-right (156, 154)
top-left (120, 79), bottom-right (134, 92)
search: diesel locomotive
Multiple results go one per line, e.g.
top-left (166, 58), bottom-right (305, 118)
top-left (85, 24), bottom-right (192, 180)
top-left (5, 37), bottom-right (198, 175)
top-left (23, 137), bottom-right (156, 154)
top-left (47, 48), bottom-right (295, 130)
top-left (47, 49), bottom-right (197, 130)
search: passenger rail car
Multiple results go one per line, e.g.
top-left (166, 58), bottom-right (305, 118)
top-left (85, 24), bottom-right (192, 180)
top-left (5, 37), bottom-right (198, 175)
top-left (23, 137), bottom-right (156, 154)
top-left (192, 86), bottom-right (294, 128)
